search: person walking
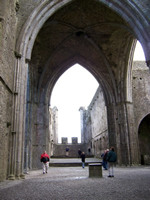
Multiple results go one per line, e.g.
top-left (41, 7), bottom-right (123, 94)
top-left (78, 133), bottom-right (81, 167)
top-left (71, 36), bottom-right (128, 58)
top-left (40, 151), bottom-right (50, 174)
top-left (81, 152), bottom-right (86, 168)
top-left (107, 147), bottom-right (117, 177)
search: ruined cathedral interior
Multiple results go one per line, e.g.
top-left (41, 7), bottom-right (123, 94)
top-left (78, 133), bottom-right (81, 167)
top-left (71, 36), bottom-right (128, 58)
top-left (0, 0), bottom-right (150, 182)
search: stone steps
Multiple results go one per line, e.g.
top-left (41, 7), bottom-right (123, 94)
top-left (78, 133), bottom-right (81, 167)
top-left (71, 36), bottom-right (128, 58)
top-left (49, 158), bottom-right (102, 167)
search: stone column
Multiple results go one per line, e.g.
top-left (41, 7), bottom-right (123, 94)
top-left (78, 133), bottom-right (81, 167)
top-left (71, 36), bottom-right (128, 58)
top-left (45, 104), bottom-right (51, 156)
top-left (79, 107), bottom-right (86, 144)
top-left (49, 107), bottom-right (53, 155)
top-left (52, 106), bottom-right (58, 144)
top-left (108, 101), bottom-right (140, 166)
top-left (15, 58), bottom-right (28, 179)
top-left (8, 57), bottom-right (28, 180)
top-left (106, 104), bottom-right (118, 150)
top-left (8, 55), bottom-right (21, 180)
top-left (24, 67), bottom-right (32, 173)
top-left (125, 102), bottom-right (140, 164)
top-left (116, 102), bottom-right (131, 165)
top-left (32, 101), bottom-right (49, 169)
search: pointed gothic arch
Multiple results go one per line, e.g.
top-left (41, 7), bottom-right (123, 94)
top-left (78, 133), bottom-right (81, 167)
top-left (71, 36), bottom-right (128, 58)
top-left (138, 114), bottom-right (150, 165)
top-left (16, 0), bottom-right (150, 63)
top-left (7, 0), bottom-right (150, 180)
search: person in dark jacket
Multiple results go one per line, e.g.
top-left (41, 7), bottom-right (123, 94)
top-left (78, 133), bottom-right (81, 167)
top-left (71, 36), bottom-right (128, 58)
top-left (40, 151), bottom-right (50, 174)
top-left (81, 152), bottom-right (86, 168)
top-left (101, 149), bottom-right (109, 170)
top-left (78, 149), bottom-right (82, 158)
top-left (66, 147), bottom-right (69, 157)
top-left (107, 147), bottom-right (117, 177)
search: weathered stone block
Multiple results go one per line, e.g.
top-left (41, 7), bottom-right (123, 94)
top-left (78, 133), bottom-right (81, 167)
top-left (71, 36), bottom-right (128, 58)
top-left (89, 163), bottom-right (102, 178)
top-left (62, 137), bottom-right (68, 144)
top-left (144, 155), bottom-right (150, 165)
top-left (72, 137), bottom-right (78, 144)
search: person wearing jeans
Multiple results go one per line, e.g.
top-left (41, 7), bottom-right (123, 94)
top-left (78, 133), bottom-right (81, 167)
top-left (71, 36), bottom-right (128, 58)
top-left (81, 152), bottom-right (85, 168)
top-left (107, 147), bottom-right (117, 177)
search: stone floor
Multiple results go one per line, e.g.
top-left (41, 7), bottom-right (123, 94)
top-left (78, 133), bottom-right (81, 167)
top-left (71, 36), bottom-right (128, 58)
top-left (0, 159), bottom-right (150, 200)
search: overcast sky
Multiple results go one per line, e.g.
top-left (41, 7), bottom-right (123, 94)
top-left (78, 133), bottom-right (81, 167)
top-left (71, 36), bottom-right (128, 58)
top-left (51, 41), bottom-right (145, 143)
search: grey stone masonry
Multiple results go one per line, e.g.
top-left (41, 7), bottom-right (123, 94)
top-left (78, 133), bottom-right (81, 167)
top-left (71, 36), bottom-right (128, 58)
top-left (0, 0), bottom-right (150, 182)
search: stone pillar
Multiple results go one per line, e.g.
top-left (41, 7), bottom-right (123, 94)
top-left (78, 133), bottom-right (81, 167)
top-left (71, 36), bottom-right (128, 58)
top-left (15, 59), bottom-right (28, 179)
top-left (48, 106), bottom-right (58, 156)
top-left (8, 56), bottom-right (20, 180)
top-left (8, 57), bottom-right (28, 179)
top-left (45, 104), bottom-right (51, 157)
top-left (49, 107), bottom-right (53, 156)
top-left (8, 131), bottom-right (16, 180)
top-left (108, 101), bottom-right (140, 166)
top-left (116, 102), bottom-right (131, 165)
top-left (106, 104), bottom-right (118, 151)
top-left (79, 107), bottom-right (86, 143)
top-left (24, 71), bottom-right (32, 173)
top-left (32, 101), bottom-right (50, 169)
top-left (52, 106), bottom-right (58, 144)
top-left (125, 102), bottom-right (140, 164)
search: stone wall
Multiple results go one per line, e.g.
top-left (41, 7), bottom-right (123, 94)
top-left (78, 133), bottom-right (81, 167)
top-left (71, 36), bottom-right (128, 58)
top-left (0, 82), bottom-right (12, 181)
top-left (80, 87), bottom-right (108, 158)
top-left (53, 144), bottom-right (86, 158)
top-left (132, 61), bottom-right (150, 131)
top-left (80, 61), bottom-right (150, 160)
top-left (132, 61), bottom-right (150, 164)
top-left (0, 0), bottom-right (17, 181)
top-left (16, 0), bottom-right (41, 38)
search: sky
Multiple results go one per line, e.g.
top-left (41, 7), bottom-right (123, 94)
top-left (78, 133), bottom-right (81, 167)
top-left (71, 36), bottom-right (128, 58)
top-left (51, 41), bottom-right (145, 143)
top-left (51, 64), bottom-right (99, 143)
top-left (133, 41), bottom-right (145, 61)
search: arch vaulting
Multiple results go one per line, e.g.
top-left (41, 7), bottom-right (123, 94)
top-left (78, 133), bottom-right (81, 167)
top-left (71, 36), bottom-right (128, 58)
top-left (0, 0), bottom-right (150, 181)
top-left (24, 0), bottom-right (139, 169)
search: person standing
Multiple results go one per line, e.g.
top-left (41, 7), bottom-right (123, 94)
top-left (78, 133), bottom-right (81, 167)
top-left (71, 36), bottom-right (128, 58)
top-left (40, 151), bottom-right (50, 174)
top-left (66, 147), bottom-right (69, 157)
top-left (78, 149), bottom-right (82, 158)
top-left (81, 152), bottom-right (86, 168)
top-left (88, 147), bottom-right (91, 155)
top-left (107, 147), bottom-right (117, 177)
top-left (101, 149), bottom-right (109, 170)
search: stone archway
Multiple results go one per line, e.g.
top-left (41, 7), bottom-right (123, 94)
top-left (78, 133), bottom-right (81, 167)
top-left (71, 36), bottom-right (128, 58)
top-left (8, 0), bottom-right (150, 179)
top-left (25, 0), bottom-right (140, 168)
top-left (138, 114), bottom-right (150, 165)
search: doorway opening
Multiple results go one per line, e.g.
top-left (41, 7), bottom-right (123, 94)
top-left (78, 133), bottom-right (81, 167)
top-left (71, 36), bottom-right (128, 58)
top-left (50, 64), bottom-right (99, 144)
top-left (138, 114), bottom-right (150, 165)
